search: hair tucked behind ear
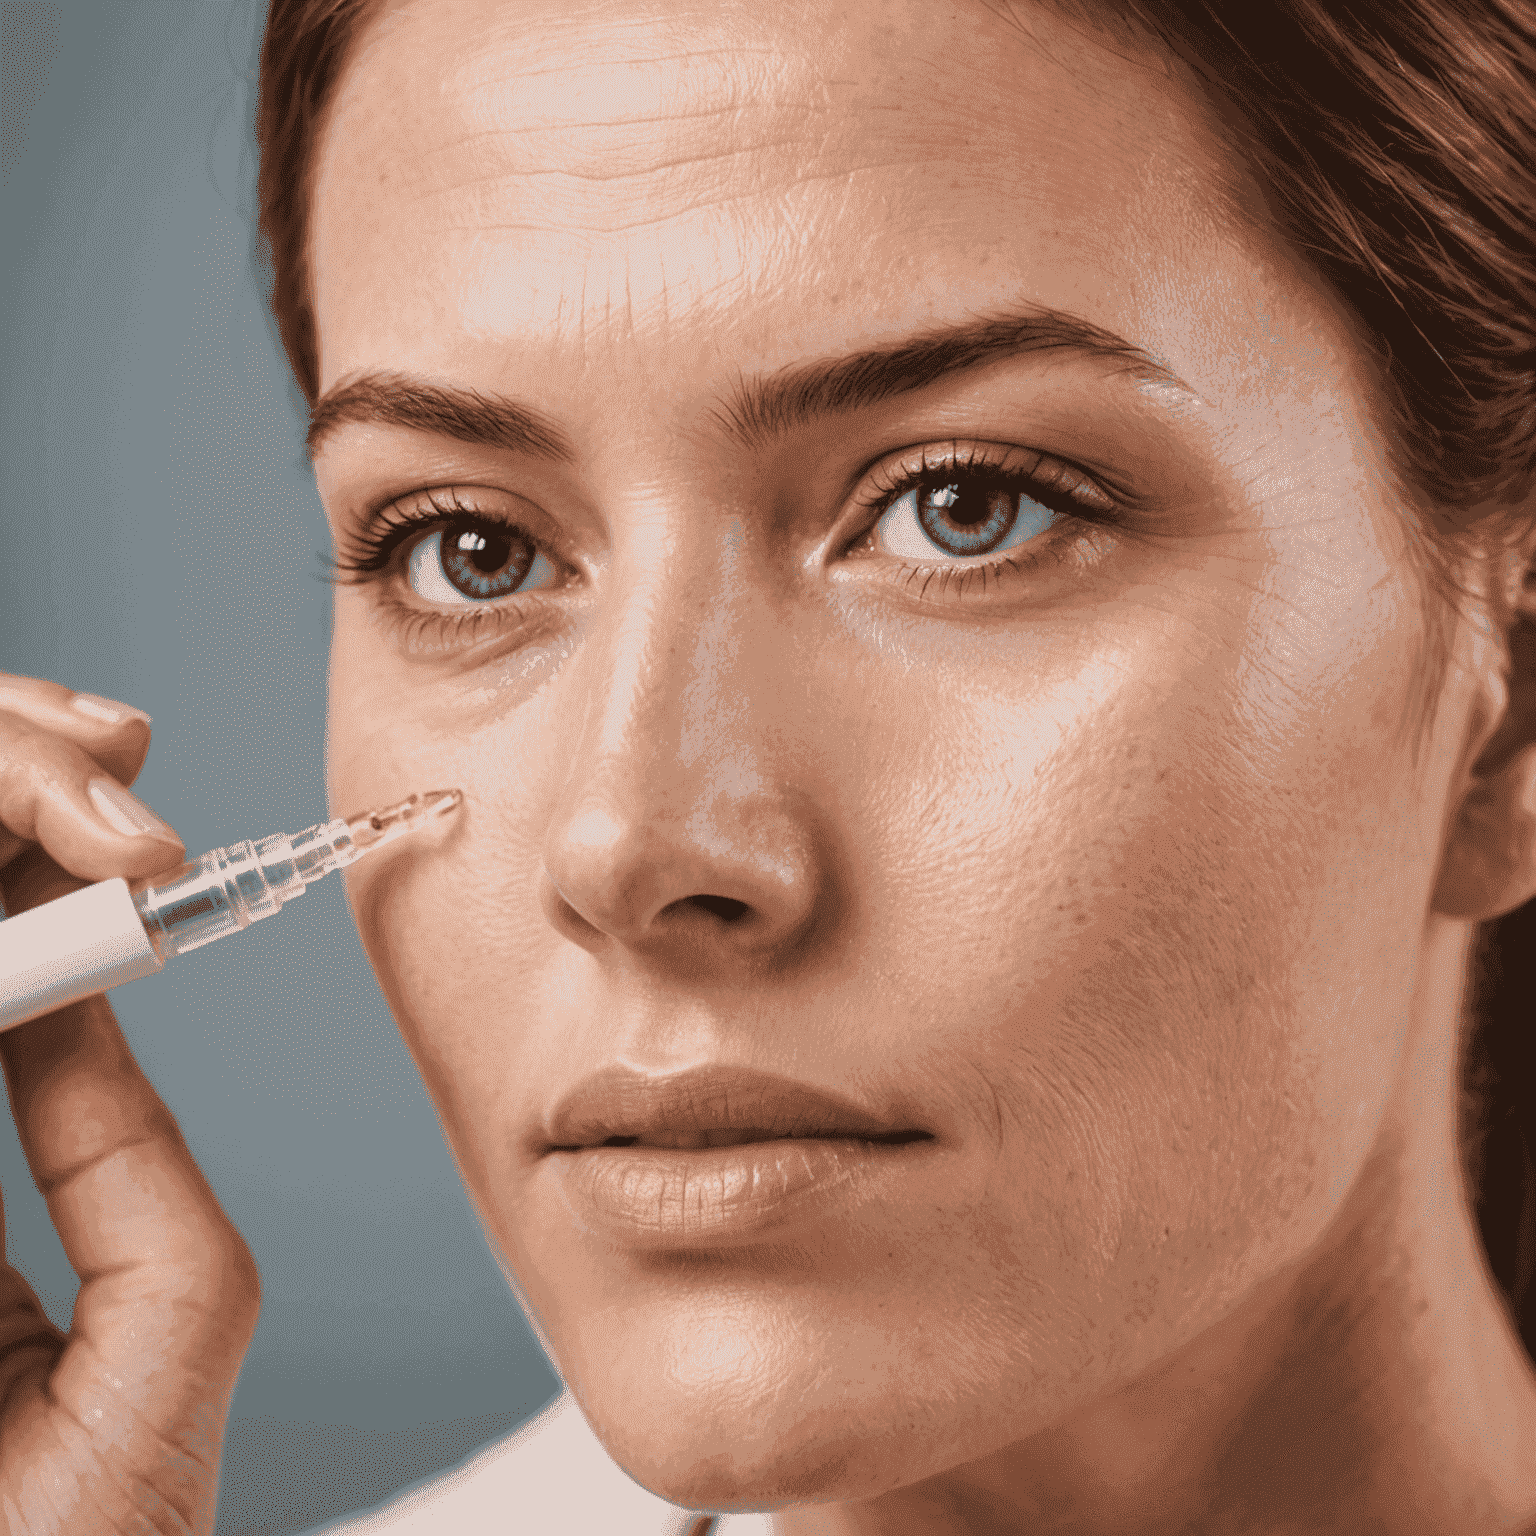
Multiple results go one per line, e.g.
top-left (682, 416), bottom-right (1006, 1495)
top-left (1469, 881), bottom-right (1536, 1347)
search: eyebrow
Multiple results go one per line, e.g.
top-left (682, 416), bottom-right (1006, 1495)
top-left (306, 308), bottom-right (1188, 459)
top-left (714, 309), bottom-right (1191, 449)
top-left (307, 375), bottom-right (574, 460)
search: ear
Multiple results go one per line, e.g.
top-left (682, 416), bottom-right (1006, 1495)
top-left (1433, 539), bottom-right (1536, 921)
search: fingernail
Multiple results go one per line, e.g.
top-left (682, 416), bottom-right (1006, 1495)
top-left (71, 692), bottom-right (152, 727)
top-left (87, 777), bottom-right (179, 842)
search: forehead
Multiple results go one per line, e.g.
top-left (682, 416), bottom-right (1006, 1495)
top-left (308, 0), bottom-right (1262, 398)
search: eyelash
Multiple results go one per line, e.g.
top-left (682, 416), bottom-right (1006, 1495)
top-left (848, 441), bottom-right (1118, 592)
top-left (322, 445), bottom-right (1120, 630)
top-left (324, 486), bottom-right (509, 584)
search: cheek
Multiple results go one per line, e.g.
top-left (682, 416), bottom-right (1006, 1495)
top-left (834, 579), bottom-right (1428, 1325)
top-left (325, 598), bottom-right (575, 1174)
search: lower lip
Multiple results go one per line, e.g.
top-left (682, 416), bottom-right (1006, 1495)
top-left (547, 1137), bottom-right (936, 1246)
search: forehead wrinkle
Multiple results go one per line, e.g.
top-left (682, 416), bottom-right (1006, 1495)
top-left (392, 17), bottom-right (1006, 218)
top-left (455, 46), bottom-right (795, 121)
top-left (434, 132), bottom-right (838, 193)
top-left (448, 32), bottom-right (821, 148)
top-left (416, 99), bottom-right (861, 210)
top-left (427, 149), bottom-right (955, 238)
top-left (407, 101), bottom-right (872, 228)
top-left (423, 98), bottom-right (791, 150)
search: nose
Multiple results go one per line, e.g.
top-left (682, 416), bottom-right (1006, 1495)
top-left (540, 788), bottom-right (822, 960)
top-left (540, 544), bottom-right (828, 966)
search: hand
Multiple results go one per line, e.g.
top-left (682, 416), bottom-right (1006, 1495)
top-left (0, 674), bottom-right (259, 1533)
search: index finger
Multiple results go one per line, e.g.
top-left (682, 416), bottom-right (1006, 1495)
top-left (0, 674), bottom-right (155, 789)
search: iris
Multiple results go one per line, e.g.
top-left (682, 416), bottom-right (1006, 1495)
top-left (916, 481), bottom-right (1025, 556)
top-left (416, 516), bottom-right (538, 601)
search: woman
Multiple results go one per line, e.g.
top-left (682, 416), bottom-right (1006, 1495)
top-left (1, 0), bottom-right (1533, 1530)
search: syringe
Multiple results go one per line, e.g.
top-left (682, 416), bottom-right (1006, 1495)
top-left (0, 789), bottom-right (461, 1032)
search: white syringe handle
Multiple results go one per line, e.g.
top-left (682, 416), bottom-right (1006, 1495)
top-left (0, 789), bottom-right (460, 1032)
top-left (0, 880), bottom-right (165, 1031)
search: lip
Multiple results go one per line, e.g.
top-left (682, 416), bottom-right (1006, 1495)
top-left (537, 1064), bottom-right (936, 1246)
top-left (540, 1063), bottom-right (928, 1151)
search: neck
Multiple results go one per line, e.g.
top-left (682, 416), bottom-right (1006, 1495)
top-left (778, 917), bottom-right (1536, 1536)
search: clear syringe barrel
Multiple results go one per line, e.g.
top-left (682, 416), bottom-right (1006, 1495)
top-left (129, 789), bottom-right (460, 962)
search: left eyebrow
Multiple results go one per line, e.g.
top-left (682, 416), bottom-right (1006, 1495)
top-left (713, 308), bottom-right (1192, 449)
top-left (306, 374), bottom-right (575, 461)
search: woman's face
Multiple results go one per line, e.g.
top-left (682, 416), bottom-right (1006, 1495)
top-left (310, 0), bottom-right (1471, 1507)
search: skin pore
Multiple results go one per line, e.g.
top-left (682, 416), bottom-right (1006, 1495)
top-left (304, 1), bottom-right (1536, 1532)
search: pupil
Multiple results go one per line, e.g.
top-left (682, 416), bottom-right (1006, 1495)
top-left (917, 480), bottom-right (1020, 556)
top-left (932, 484), bottom-right (987, 526)
top-left (462, 528), bottom-right (501, 572)
top-left (440, 516), bottom-right (536, 599)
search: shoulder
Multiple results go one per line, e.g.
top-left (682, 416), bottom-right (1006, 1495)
top-left (313, 1391), bottom-right (773, 1535)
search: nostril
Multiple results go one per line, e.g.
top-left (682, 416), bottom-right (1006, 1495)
top-left (685, 894), bottom-right (751, 923)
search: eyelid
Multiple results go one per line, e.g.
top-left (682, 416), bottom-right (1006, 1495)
top-left (325, 484), bottom-right (559, 587)
top-left (823, 437), bottom-right (1128, 609)
top-left (847, 439), bottom-right (1118, 536)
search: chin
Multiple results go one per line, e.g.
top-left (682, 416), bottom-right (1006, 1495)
top-left (579, 1387), bottom-right (898, 1512)
top-left (559, 1313), bottom-right (1009, 1515)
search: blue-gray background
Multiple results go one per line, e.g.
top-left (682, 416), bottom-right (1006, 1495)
top-left (0, 2), bottom-right (560, 1530)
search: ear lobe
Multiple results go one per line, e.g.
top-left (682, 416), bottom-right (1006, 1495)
top-left (1433, 738), bottom-right (1536, 920)
top-left (1433, 606), bottom-right (1536, 922)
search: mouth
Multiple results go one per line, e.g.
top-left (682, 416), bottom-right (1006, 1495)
top-left (539, 1063), bottom-right (933, 1154)
top-left (536, 1064), bottom-right (937, 1244)
top-left (578, 1127), bottom-right (931, 1150)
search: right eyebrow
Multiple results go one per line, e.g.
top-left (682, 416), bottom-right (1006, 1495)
top-left (306, 374), bottom-right (576, 461)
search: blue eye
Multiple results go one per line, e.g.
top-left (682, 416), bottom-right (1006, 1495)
top-left (406, 516), bottom-right (556, 605)
top-left (873, 478), bottom-right (1058, 561)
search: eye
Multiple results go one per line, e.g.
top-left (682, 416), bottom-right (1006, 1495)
top-left (406, 514), bottom-right (558, 605)
top-left (873, 477), bottom-right (1058, 561)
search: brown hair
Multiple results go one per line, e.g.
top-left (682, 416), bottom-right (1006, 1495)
top-left (256, 0), bottom-right (376, 406)
top-left (254, 0), bottom-right (1536, 1352)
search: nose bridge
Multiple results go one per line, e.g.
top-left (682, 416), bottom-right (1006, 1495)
top-left (542, 510), bottom-right (821, 956)
top-left (590, 510), bottom-right (763, 795)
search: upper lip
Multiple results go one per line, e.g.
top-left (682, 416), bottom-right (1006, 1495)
top-left (538, 1064), bottom-right (930, 1153)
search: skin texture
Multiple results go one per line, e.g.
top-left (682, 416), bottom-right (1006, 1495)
top-left (15, 1), bottom-right (1527, 1534)
top-left (301, 0), bottom-right (1536, 1531)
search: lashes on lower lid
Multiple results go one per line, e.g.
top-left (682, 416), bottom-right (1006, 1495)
top-left (373, 595), bottom-right (534, 656)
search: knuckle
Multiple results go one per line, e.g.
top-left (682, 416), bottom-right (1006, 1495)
top-left (204, 1225), bottom-right (263, 1328)
top-left (0, 722), bottom-right (74, 790)
top-left (0, 673), bottom-right (69, 708)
